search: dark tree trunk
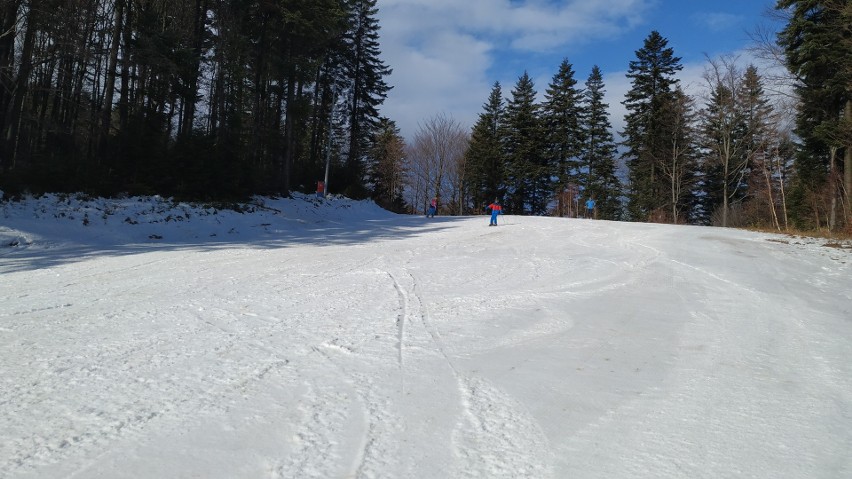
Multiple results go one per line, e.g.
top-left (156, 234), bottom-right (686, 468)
top-left (3, 4), bottom-right (36, 171)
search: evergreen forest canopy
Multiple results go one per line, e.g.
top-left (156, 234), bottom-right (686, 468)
top-left (1, 0), bottom-right (850, 233)
top-left (0, 0), bottom-right (390, 201)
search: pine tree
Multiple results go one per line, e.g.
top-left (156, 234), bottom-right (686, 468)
top-left (340, 0), bottom-right (393, 198)
top-left (464, 82), bottom-right (506, 210)
top-left (777, 0), bottom-right (852, 229)
top-left (739, 65), bottom-right (785, 229)
top-left (622, 31), bottom-right (683, 222)
top-left (581, 66), bottom-right (622, 220)
top-left (699, 58), bottom-right (751, 227)
top-left (543, 59), bottom-right (584, 214)
top-left (661, 86), bottom-right (699, 224)
top-left (369, 117), bottom-right (407, 212)
top-left (503, 72), bottom-right (547, 215)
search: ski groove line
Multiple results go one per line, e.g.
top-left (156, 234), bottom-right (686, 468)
top-left (408, 270), bottom-right (459, 377)
top-left (307, 344), bottom-right (401, 478)
top-left (387, 271), bottom-right (407, 370)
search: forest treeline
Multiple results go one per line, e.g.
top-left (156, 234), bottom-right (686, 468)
top-left (401, 1), bottom-right (851, 232)
top-left (1, 1), bottom-right (850, 233)
top-left (0, 0), bottom-right (389, 200)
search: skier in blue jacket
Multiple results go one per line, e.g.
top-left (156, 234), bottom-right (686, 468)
top-left (585, 197), bottom-right (596, 219)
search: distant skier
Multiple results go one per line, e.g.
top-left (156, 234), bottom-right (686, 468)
top-left (426, 197), bottom-right (438, 218)
top-left (585, 197), bottom-right (596, 219)
top-left (486, 199), bottom-right (502, 226)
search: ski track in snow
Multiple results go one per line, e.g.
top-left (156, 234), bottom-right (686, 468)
top-left (388, 271), bottom-right (407, 371)
top-left (391, 258), bottom-right (554, 478)
top-left (453, 376), bottom-right (553, 478)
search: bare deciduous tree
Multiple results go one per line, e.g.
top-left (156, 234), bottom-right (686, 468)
top-left (660, 87), bottom-right (697, 223)
top-left (701, 55), bottom-right (751, 227)
top-left (404, 113), bottom-right (469, 215)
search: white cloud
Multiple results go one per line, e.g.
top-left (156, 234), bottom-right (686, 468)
top-left (604, 48), bottom-right (795, 145)
top-left (692, 12), bottom-right (745, 32)
top-left (375, 0), bottom-right (656, 140)
top-left (379, 30), bottom-right (493, 139)
top-left (375, 1), bottom-right (785, 144)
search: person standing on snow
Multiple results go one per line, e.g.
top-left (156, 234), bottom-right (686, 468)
top-left (486, 199), bottom-right (502, 226)
top-left (585, 197), bottom-right (596, 219)
top-left (426, 197), bottom-right (438, 218)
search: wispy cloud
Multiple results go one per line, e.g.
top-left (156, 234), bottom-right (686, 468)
top-left (691, 12), bottom-right (745, 32)
top-left (604, 48), bottom-right (794, 145)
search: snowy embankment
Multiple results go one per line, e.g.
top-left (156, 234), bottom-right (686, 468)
top-left (1, 193), bottom-right (851, 479)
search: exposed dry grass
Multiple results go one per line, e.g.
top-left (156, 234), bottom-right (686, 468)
top-left (747, 225), bottom-right (852, 250)
top-left (746, 225), bottom-right (852, 241)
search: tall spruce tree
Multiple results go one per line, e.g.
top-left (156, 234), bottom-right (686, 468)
top-left (700, 58), bottom-right (751, 227)
top-left (622, 30), bottom-right (684, 222)
top-left (368, 117), bottom-right (407, 212)
top-left (465, 82), bottom-right (506, 210)
top-left (661, 86), bottom-right (699, 224)
top-left (777, 0), bottom-right (852, 229)
top-left (341, 0), bottom-right (393, 198)
top-left (502, 72), bottom-right (547, 215)
top-left (543, 59), bottom-right (584, 214)
top-left (581, 66), bottom-right (622, 220)
top-left (739, 65), bottom-right (784, 228)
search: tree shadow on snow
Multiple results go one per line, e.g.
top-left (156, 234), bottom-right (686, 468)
top-left (0, 214), bottom-right (470, 274)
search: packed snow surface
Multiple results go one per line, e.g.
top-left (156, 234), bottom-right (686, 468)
top-left (1, 193), bottom-right (851, 478)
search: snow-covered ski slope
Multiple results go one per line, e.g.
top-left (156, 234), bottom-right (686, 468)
top-left (2, 194), bottom-right (851, 478)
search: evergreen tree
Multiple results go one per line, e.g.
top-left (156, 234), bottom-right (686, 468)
top-left (621, 31), bottom-right (683, 222)
top-left (502, 72), bottom-right (547, 215)
top-left (542, 59), bottom-right (584, 213)
top-left (581, 66), bottom-right (622, 220)
top-left (699, 58), bottom-right (751, 226)
top-left (340, 0), bottom-right (393, 198)
top-left (739, 65), bottom-right (785, 228)
top-left (368, 117), bottom-right (407, 212)
top-left (661, 86), bottom-right (700, 224)
top-left (777, 0), bottom-right (852, 229)
top-left (464, 82), bottom-right (506, 210)
top-left (277, 0), bottom-right (349, 195)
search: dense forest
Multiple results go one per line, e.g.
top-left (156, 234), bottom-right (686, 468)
top-left (1, 0), bottom-right (850, 233)
top-left (0, 0), bottom-right (390, 200)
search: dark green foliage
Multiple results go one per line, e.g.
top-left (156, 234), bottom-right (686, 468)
top-left (621, 31), bottom-right (684, 222)
top-left (339, 0), bottom-right (393, 196)
top-left (466, 66), bottom-right (625, 219)
top-left (776, 0), bottom-right (852, 229)
top-left (581, 66), bottom-right (622, 220)
top-left (0, 0), bottom-right (393, 205)
top-left (368, 118), bottom-right (407, 212)
top-left (698, 65), bottom-right (750, 226)
top-left (662, 86), bottom-right (700, 223)
top-left (543, 59), bottom-right (584, 205)
top-left (502, 72), bottom-right (548, 215)
top-left (465, 82), bottom-right (506, 210)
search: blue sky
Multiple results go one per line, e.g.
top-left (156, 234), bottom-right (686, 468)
top-left (375, 0), bottom-right (784, 141)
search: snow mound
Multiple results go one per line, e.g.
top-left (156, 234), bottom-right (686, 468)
top-left (0, 192), bottom-right (396, 249)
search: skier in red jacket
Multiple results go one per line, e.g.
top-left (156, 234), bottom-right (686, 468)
top-left (486, 199), bottom-right (502, 226)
